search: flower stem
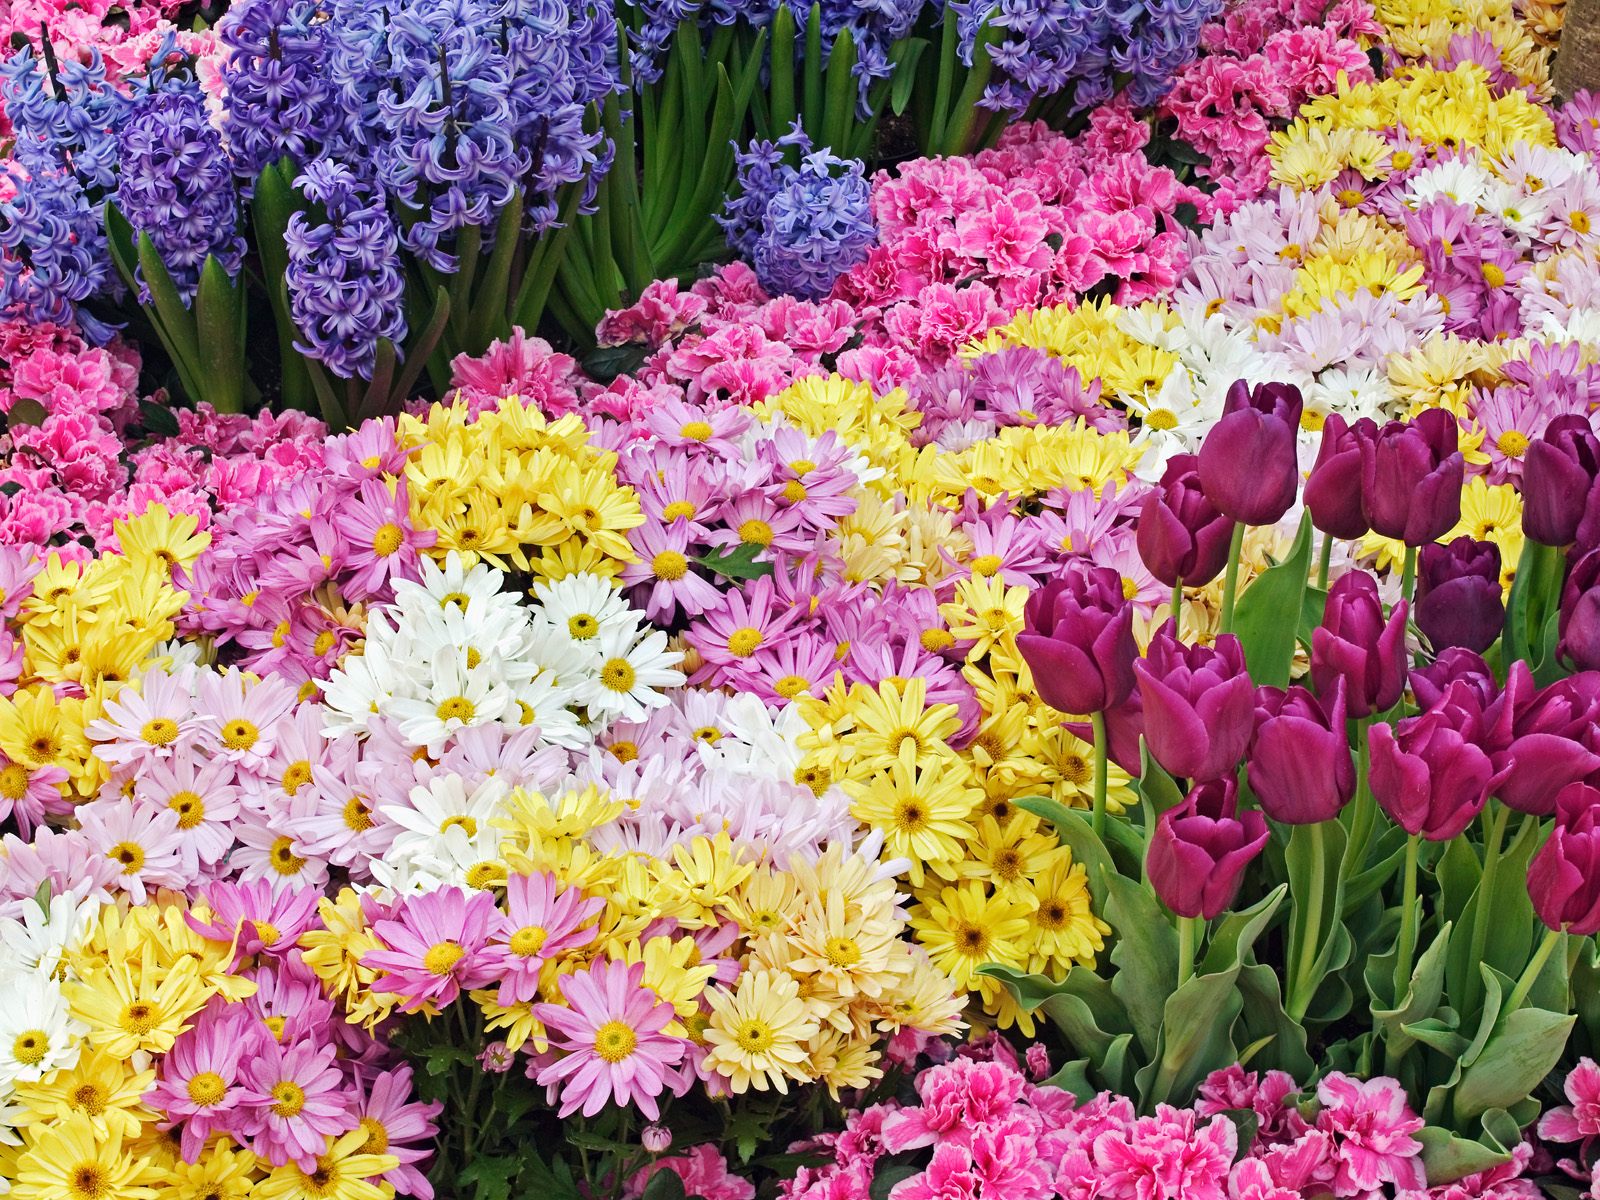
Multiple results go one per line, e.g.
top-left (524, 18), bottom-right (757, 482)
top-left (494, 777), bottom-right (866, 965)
top-left (1177, 914), bottom-right (1198, 988)
top-left (1506, 925), bottom-right (1565, 1013)
top-left (1317, 531), bottom-right (1334, 592)
top-left (1171, 577), bottom-right (1183, 630)
top-left (1219, 521), bottom-right (1246, 635)
top-left (1392, 833), bottom-right (1421, 1001)
top-left (1462, 803), bottom-right (1511, 1018)
top-left (1288, 818), bottom-right (1327, 1023)
top-left (1340, 715), bottom-right (1375, 904)
top-left (1400, 544), bottom-right (1418, 608)
top-left (1090, 710), bottom-right (1109, 841)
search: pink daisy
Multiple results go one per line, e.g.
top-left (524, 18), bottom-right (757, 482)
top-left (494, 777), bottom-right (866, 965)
top-left (76, 797), bottom-right (186, 904)
top-left (194, 668), bottom-right (298, 771)
top-left (331, 477), bottom-right (436, 601)
top-left (621, 520), bottom-right (725, 622)
top-left (188, 880), bottom-right (322, 962)
top-left (492, 871), bottom-right (605, 1005)
top-left (347, 1065), bottom-right (444, 1200)
top-left (0, 753), bottom-right (70, 839)
top-left (148, 1000), bottom-right (273, 1161)
top-left (86, 665), bottom-right (211, 769)
top-left (533, 959), bottom-right (686, 1120)
top-left (238, 1037), bottom-right (359, 1169)
top-left (365, 887), bottom-right (502, 1012)
top-left (133, 756), bottom-right (241, 873)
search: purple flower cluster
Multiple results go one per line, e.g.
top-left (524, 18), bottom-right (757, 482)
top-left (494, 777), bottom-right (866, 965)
top-left (720, 126), bottom-right (876, 300)
top-left (284, 161), bottom-right (409, 380)
top-left (116, 84), bottom-right (248, 304)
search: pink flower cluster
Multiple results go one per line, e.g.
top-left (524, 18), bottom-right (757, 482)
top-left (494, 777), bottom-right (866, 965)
top-left (781, 1048), bottom-right (1550, 1200)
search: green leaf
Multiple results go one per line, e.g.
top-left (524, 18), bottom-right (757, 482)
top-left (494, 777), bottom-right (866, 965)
top-left (32, 879), bottom-right (50, 913)
top-left (1370, 919), bottom-right (1452, 1065)
top-left (1138, 964), bottom-right (1245, 1107)
top-left (1230, 512), bottom-right (1314, 688)
top-left (194, 254), bottom-right (246, 414)
top-left (695, 542), bottom-right (776, 582)
top-left (889, 37), bottom-right (929, 115)
top-left (1453, 1006), bottom-right (1576, 1123)
top-left (138, 399), bottom-right (181, 438)
top-left (1284, 819), bottom-right (1347, 1022)
top-left (870, 1158), bottom-right (922, 1200)
top-left (6, 398), bottom-right (46, 427)
top-left (1042, 1058), bottom-right (1098, 1103)
top-left (641, 1169), bottom-right (687, 1200)
top-left (1237, 961), bottom-right (1316, 1079)
top-left (583, 341), bottom-right (652, 384)
top-left (1199, 884), bottom-right (1286, 976)
top-left (1416, 1126), bottom-right (1514, 1183)
top-left (458, 1155), bottom-right (522, 1200)
top-left (1136, 741), bottom-right (1184, 816)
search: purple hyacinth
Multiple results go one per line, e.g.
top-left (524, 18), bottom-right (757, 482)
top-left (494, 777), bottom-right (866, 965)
top-left (116, 84), bottom-right (247, 304)
top-left (284, 161), bottom-right (408, 380)
top-left (720, 125), bottom-right (876, 300)
top-left (218, 0), bottom-right (354, 189)
top-left (0, 45), bottom-right (126, 189)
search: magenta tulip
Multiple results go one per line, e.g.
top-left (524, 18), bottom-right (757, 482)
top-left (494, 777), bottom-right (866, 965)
top-left (1197, 380), bottom-right (1303, 527)
top-left (1528, 783), bottom-right (1600, 935)
top-left (1248, 680), bottom-right (1355, 824)
top-left (1146, 778), bottom-right (1269, 919)
top-left (1136, 454), bottom-right (1235, 587)
top-left (1017, 564), bottom-right (1137, 715)
top-left (1134, 626), bottom-right (1255, 782)
top-left (1310, 571), bottom-right (1408, 718)
top-left (1360, 409), bottom-right (1464, 546)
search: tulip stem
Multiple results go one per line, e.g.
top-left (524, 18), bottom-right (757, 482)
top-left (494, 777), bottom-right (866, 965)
top-left (1177, 915), bottom-right (1199, 988)
top-left (1171, 577), bottom-right (1183, 629)
top-left (1463, 803), bottom-right (1511, 1018)
top-left (1341, 716), bottom-right (1376, 902)
top-left (1219, 521), bottom-right (1246, 635)
top-left (1506, 925), bottom-right (1565, 1014)
top-left (1317, 532), bottom-right (1334, 592)
top-left (1288, 819), bottom-right (1328, 1023)
top-left (1090, 710), bottom-right (1108, 841)
top-left (1400, 544), bottom-right (1418, 608)
top-left (1392, 833), bottom-right (1421, 1002)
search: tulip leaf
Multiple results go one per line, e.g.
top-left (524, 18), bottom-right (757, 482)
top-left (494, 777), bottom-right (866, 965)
top-left (1199, 884), bottom-right (1285, 976)
top-left (1136, 740), bottom-right (1184, 816)
top-left (1136, 964), bottom-right (1245, 1107)
top-left (1370, 920), bottom-right (1452, 1066)
top-left (1417, 1120), bottom-right (1517, 1184)
top-left (1573, 941), bottom-right (1600, 1047)
top-left (1229, 511), bottom-right (1314, 689)
top-left (1401, 1017), bottom-right (1468, 1059)
top-left (1284, 820), bottom-right (1347, 1023)
top-left (1043, 1058), bottom-right (1099, 1103)
top-left (1453, 1006), bottom-right (1575, 1124)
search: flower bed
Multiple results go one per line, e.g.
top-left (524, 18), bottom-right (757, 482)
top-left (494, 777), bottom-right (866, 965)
top-left (0, 0), bottom-right (1599, 1198)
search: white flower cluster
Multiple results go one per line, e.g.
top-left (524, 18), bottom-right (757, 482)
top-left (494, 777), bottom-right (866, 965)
top-left (320, 553), bottom-right (685, 753)
top-left (0, 894), bottom-right (96, 1139)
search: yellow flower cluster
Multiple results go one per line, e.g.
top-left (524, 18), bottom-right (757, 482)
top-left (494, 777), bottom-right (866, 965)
top-left (0, 507), bottom-right (206, 801)
top-left (401, 399), bottom-right (645, 582)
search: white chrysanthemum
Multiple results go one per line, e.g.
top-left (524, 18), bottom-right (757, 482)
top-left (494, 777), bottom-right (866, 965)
top-left (395, 550), bottom-right (515, 619)
top-left (510, 671), bottom-right (588, 748)
top-left (387, 654), bottom-right (522, 751)
top-left (1405, 159), bottom-right (1493, 210)
top-left (0, 894), bottom-right (98, 979)
top-left (530, 573), bottom-right (636, 649)
top-left (0, 970), bottom-right (85, 1089)
top-left (576, 626), bottom-right (685, 722)
top-left (380, 773), bottom-right (509, 861)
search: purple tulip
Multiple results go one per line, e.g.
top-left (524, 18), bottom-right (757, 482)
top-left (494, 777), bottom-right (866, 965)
top-left (1135, 454), bottom-right (1235, 587)
top-left (1487, 664), bottom-right (1600, 816)
top-left (1310, 571), bottom-right (1408, 718)
top-left (1197, 380), bottom-right (1303, 527)
top-left (1524, 415), bottom-right (1600, 546)
top-left (1017, 563), bottom-right (1137, 715)
top-left (1147, 778), bottom-right (1270, 919)
top-left (1360, 409), bottom-right (1464, 546)
top-left (1528, 783), bottom-right (1600, 935)
top-left (1304, 414), bottom-right (1377, 540)
top-left (1415, 537), bottom-right (1503, 654)
top-left (1560, 547), bottom-right (1600, 671)
top-left (1410, 648), bottom-right (1496, 712)
top-left (1134, 626), bottom-right (1255, 781)
top-left (1369, 696), bottom-right (1505, 840)
top-left (1248, 680), bottom-right (1355, 824)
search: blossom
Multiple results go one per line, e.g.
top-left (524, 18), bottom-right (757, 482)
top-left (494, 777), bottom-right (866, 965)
top-left (364, 887), bottom-right (502, 1012)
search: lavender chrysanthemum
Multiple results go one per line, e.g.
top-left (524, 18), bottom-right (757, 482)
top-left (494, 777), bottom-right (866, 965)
top-left (720, 126), bottom-right (876, 301)
top-left (116, 85), bottom-right (247, 304)
top-left (285, 160), bottom-right (408, 380)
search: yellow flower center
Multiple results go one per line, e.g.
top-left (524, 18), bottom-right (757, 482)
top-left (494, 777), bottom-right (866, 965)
top-left (140, 717), bottom-right (179, 746)
top-left (466, 862), bottom-right (501, 890)
top-left (440, 815), bottom-right (478, 837)
top-left (1572, 211), bottom-right (1592, 234)
top-left (0, 763), bottom-right (27, 800)
top-left (436, 696), bottom-right (476, 722)
top-left (727, 627), bottom-right (763, 657)
top-left (1481, 262), bottom-right (1506, 288)
top-left (693, 726), bottom-right (721, 743)
top-left (956, 922), bottom-right (991, 956)
top-left (360, 1117), bottom-right (389, 1155)
top-left (68, 1164), bottom-right (109, 1200)
top-left (738, 519), bottom-right (774, 547)
top-left (1061, 753), bottom-right (1091, 785)
top-left (1121, 576), bottom-right (1139, 600)
top-left (423, 941), bottom-right (464, 975)
top-left (610, 740), bottom-right (639, 763)
top-left (781, 480), bottom-right (808, 505)
top-left (254, 921), bottom-right (281, 947)
top-left (734, 1020), bottom-right (776, 1055)
top-left (169, 791), bottom-right (205, 829)
top-left (442, 592), bottom-right (470, 610)
top-left (600, 658), bottom-right (636, 693)
top-left (269, 836), bottom-right (306, 876)
top-left (221, 719), bottom-right (259, 751)
top-left (1145, 409), bottom-right (1179, 432)
top-left (187, 1071), bottom-right (227, 1106)
top-left (272, 1081), bottom-right (306, 1117)
top-left (680, 421), bottom-right (714, 442)
top-left (1205, 297), bottom-right (1227, 316)
top-left (1336, 187), bottom-right (1365, 207)
top-left (343, 796), bottom-right (374, 832)
top-left (1038, 899), bottom-right (1071, 930)
top-left (372, 523), bottom-right (405, 557)
top-left (120, 1002), bottom-right (157, 1036)
top-left (264, 1016), bottom-right (288, 1041)
top-left (594, 1020), bottom-right (637, 1063)
top-left (1392, 151), bottom-right (1414, 171)
top-left (282, 760), bottom-right (313, 796)
top-left (12, 1029), bottom-right (47, 1066)
top-left (568, 614), bottom-right (600, 639)
top-left (894, 799), bottom-right (928, 833)
top-left (652, 550), bottom-right (689, 580)
top-left (108, 842), bottom-right (145, 874)
top-left (789, 458), bottom-right (816, 476)
top-left (1497, 430), bottom-right (1530, 457)
top-left (71, 1083), bottom-right (106, 1115)
top-left (824, 937), bottom-right (861, 967)
top-left (509, 926), bottom-right (549, 957)
top-left (774, 675), bottom-right (810, 700)
top-left (970, 554), bottom-right (1003, 578)
top-left (662, 500), bottom-right (697, 522)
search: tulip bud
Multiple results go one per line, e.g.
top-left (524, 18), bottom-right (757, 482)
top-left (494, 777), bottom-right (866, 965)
top-left (1560, 548), bottom-right (1600, 671)
top-left (1146, 778), bottom-right (1269, 919)
top-left (1360, 409), bottom-right (1464, 546)
top-left (1134, 626), bottom-right (1255, 781)
top-left (1488, 665), bottom-right (1600, 816)
top-left (1410, 648), bottom-right (1495, 712)
top-left (1248, 680), bottom-right (1355, 824)
top-left (641, 1124), bottom-right (674, 1153)
top-left (1197, 380), bottom-right (1304, 527)
top-left (1369, 705), bottom-right (1500, 840)
top-left (1524, 415), bottom-right (1600, 547)
top-left (1304, 414), bottom-right (1377, 540)
top-left (1310, 571), bottom-right (1408, 718)
top-left (1528, 783), bottom-right (1600, 935)
top-left (1018, 564), bottom-right (1137, 715)
top-left (1415, 537), bottom-right (1503, 654)
top-left (1135, 454), bottom-right (1235, 587)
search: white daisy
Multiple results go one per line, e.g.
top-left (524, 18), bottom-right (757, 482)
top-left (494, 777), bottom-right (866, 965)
top-left (387, 654), bottom-right (520, 752)
top-left (0, 970), bottom-right (85, 1089)
top-left (530, 573), bottom-right (636, 649)
top-left (576, 626), bottom-right (684, 722)
top-left (380, 773), bottom-right (508, 863)
top-left (0, 893), bottom-right (97, 979)
top-left (510, 670), bottom-right (589, 748)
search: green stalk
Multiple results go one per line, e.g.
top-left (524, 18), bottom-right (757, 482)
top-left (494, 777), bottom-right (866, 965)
top-left (1218, 521), bottom-right (1247, 635)
top-left (1090, 710), bottom-right (1109, 841)
top-left (938, 21), bottom-right (1004, 155)
top-left (1460, 802), bottom-right (1511, 1019)
top-left (1288, 819), bottom-right (1327, 1023)
top-left (1340, 714), bottom-right (1376, 903)
top-left (822, 29), bottom-right (858, 151)
top-left (1505, 925), bottom-right (1564, 1013)
top-left (925, 7), bottom-right (960, 152)
top-left (1177, 915), bottom-right (1198, 988)
top-left (1392, 833), bottom-right (1421, 1000)
top-left (1170, 577), bottom-right (1183, 629)
top-left (802, 3), bottom-right (824, 143)
top-left (1317, 531), bottom-right (1334, 592)
top-left (1400, 544), bottom-right (1418, 609)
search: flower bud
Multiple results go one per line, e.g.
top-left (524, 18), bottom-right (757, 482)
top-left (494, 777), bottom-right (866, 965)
top-left (1018, 564), bottom-right (1137, 715)
top-left (1146, 778), bottom-right (1269, 919)
top-left (1360, 409), bottom-right (1464, 546)
top-left (1135, 454), bottom-right (1235, 587)
top-left (1415, 537), bottom-right (1503, 655)
top-left (1248, 680), bottom-right (1355, 824)
top-left (1197, 380), bottom-right (1303, 527)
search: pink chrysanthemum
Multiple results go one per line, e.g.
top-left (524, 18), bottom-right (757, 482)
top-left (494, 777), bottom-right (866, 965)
top-left (364, 887), bottom-right (501, 1012)
top-left (238, 1038), bottom-right (359, 1169)
top-left (148, 1001), bottom-right (272, 1162)
top-left (491, 871), bottom-right (604, 1005)
top-left (347, 1065), bottom-right (443, 1200)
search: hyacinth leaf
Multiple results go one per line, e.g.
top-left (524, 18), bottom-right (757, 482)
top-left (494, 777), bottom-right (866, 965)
top-left (768, 3), bottom-right (797, 139)
top-left (134, 230), bottom-right (206, 403)
top-left (890, 38), bottom-right (929, 116)
top-left (657, 67), bottom-right (740, 270)
top-left (515, 184), bottom-right (582, 334)
top-left (923, 5), bottom-right (960, 151)
top-left (465, 190), bottom-right (525, 347)
top-left (802, 3), bottom-right (824, 143)
top-left (252, 159), bottom-right (314, 413)
top-left (357, 339), bottom-right (398, 426)
top-left (938, 20), bottom-right (1005, 156)
top-left (1230, 511), bottom-right (1314, 689)
top-left (822, 29), bottom-right (857, 153)
top-left (1453, 1006), bottom-right (1575, 1123)
top-left (194, 255), bottom-right (246, 414)
top-left (388, 289), bottom-right (451, 420)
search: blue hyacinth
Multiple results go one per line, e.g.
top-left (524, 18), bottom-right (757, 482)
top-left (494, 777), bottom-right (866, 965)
top-left (720, 125), bottom-right (876, 301)
top-left (284, 160), bottom-right (409, 380)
